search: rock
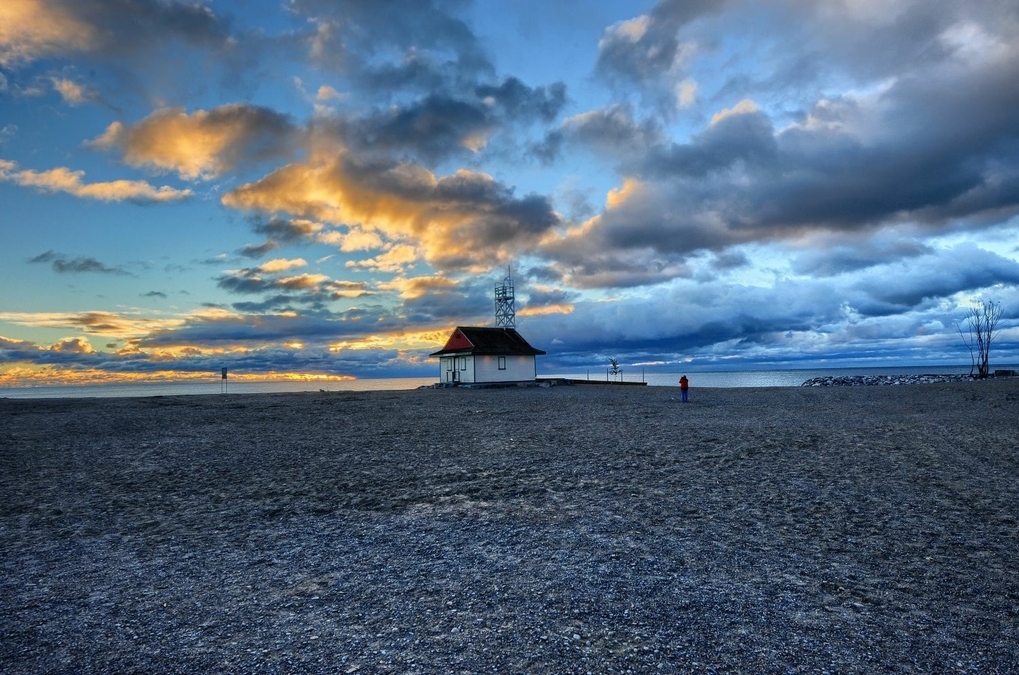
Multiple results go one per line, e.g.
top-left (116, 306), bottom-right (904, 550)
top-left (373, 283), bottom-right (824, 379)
top-left (800, 374), bottom-right (976, 387)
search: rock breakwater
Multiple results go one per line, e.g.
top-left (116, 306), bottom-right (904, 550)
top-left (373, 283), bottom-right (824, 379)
top-left (801, 373), bottom-right (976, 387)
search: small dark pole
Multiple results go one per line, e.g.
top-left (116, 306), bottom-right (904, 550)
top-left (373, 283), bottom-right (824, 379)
top-left (221, 367), bottom-right (228, 394)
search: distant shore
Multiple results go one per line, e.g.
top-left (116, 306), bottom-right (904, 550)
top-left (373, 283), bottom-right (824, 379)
top-left (2, 380), bottom-right (1018, 672)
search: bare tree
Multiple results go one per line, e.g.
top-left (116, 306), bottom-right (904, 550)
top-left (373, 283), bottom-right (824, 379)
top-left (608, 358), bottom-right (621, 381)
top-left (958, 300), bottom-right (1003, 378)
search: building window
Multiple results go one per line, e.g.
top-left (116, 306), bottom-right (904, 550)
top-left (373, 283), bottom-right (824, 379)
top-left (446, 358), bottom-right (452, 371)
top-left (498, 356), bottom-right (506, 370)
top-left (459, 357), bottom-right (467, 370)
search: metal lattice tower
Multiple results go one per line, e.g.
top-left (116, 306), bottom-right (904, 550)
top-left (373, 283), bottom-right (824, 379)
top-left (494, 267), bottom-right (515, 328)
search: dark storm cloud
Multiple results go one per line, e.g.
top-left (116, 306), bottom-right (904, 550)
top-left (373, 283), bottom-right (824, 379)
top-left (318, 77), bottom-right (567, 165)
top-left (560, 0), bottom-right (1019, 291)
top-left (29, 250), bottom-right (129, 275)
top-left (851, 245), bottom-right (1019, 313)
top-left (216, 265), bottom-right (370, 316)
top-left (593, 0), bottom-right (727, 112)
top-left (240, 217), bottom-right (323, 258)
top-left (289, 0), bottom-right (493, 90)
top-left (401, 280), bottom-right (490, 324)
top-left (646, 108), bottom-right (777, 178)
top-left (785, 0), bottom-right (1019, 85)
top-left (790, 236), bottom-right (935, 277)
top-left (340, 95), bottom-right (492, 164)
top-left (595, 0), bottom-right (722, 85)
top-left (551, 59), bottom-right (1019, 285)
top-left (239, 241), bottom-right (279, 259)
top-left (475, 77), bottom-right (567, 123)
top-left (524, 286), bottom-right (576, 309)
top-left (137, 308), bottom-right (402, 348)
top-left (561, 105), bottom-right (662, 161)
top-left (709, 251), bottom-right (750, 272)
top-left (252, 217), bottom-right (321, 242)
top-left (40, 0), bottom-right (231, 59)
top-left (520, 244), bottom-right (1019, 372)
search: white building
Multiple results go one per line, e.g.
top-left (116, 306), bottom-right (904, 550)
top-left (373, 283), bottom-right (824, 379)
top-left (430, 326), bottom-right (546, 385)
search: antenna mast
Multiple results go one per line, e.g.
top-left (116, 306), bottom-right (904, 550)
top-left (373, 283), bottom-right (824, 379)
top-left (494, 266), bottom-right (515, 328)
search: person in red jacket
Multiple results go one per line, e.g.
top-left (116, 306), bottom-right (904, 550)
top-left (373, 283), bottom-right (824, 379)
top-left (679, 375), bottom-right (689, 402)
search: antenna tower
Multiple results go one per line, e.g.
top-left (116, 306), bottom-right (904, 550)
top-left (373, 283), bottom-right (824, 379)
top-left (495, 266), bottom-right (515, 328)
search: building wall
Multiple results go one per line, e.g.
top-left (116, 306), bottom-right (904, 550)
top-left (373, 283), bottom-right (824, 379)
top-left (440, 354), bottom-right (475, 383)
top-left (474, 354), bottom-right (535, 383)
top-left (439, 354), bottom-right (535, 383)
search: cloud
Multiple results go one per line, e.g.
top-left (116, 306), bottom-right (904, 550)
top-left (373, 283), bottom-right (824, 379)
top-left (257, 258), bottom-right (308, 274)
top-left (223, 154), bottom-right (560, 272)
top-left (314, 76), bottom-right (567, 166)
top-left (50, 77), bottom-right (98, 105)
top-left (554, 105), bottom-right (664, 162)
top-left (290, 0), bottom-right (493, 91)
top-left (237, 217), bottom-right (326, 259)
top-left (850, 244), bottom-right (1019, 313)
top-left (49, 336), bottom-right (96, 354)
top-left (378, 275), bottom-right (492, 323)
top-left (0, 0), bottom-right (97, 67)
top-left (0, 309), bottom-right (182, 338)
top-left (89, 104), bottom-right (298, 180)
top-left (789, 232), bottom-right (935, 277)
top-left (540, 36), bottom-right (1019, 290)
top-left (0, 158), bottom-right (190, 202)
top-left (0, 0), bottom-right (230, 68)
top-left (215, 263), bottom-right (370, 310)
top-left (475, 77), bottom-right (567, 123)
top-left (594, 0), bottom-right (722, 111)
top-left (346, 244), bottom-right (418, 273)
top-left (29, 250), bottom-right (130, 275)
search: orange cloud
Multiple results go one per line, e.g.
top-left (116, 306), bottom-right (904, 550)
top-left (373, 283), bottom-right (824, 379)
top-left (376, 275), bottom-right (459, 300)
top-left (518, 303), bottom-right (575, 317)
top-left (51, 77), bottom-right (95, 105)
top-left (223, 155), bottom-right (559, 271)
top-left (0, 310), bottom-right (186, 339)
top-left (49, 336), bottom-right (96, 354)
top-left (711, 98), bottom-right (760, 125)
top-left (257, 258), bottom-right (307, 273)
top-left (90, 104), bottom-right (296, 180)
top-left (277, 273), bottom-right (330, 289)
top-left (0, 159), bottom-right (190, 202)
top-left (346, 244), bottom-right (418, 273)
top-left (0, 0), bottom-right (96, 67)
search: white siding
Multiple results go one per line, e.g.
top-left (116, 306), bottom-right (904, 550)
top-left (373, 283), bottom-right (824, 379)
top-left (440, 354), bottom-right (477, 383)
top-left (474, 354), bottom-right (535, 383)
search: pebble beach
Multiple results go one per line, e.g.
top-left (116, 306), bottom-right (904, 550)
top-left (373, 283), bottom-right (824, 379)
top-left (2, 380), bottom-right (1018, 673)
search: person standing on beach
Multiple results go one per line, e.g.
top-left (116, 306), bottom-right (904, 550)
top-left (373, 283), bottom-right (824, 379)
top-left (679, 375), bottom-right (689, 402)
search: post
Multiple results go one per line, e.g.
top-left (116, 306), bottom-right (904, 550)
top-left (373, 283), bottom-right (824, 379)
top-left (221, 367), bottom-right (228, 394)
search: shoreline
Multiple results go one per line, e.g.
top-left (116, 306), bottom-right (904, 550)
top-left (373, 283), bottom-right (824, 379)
top-left (3, 369), bottom-right (1016, 401)
top-left (3, 381), bottom-right (1018, 672)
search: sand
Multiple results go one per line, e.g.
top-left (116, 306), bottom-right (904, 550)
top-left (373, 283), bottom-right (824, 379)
top-left (2, 380), bottom-right (1018, 673)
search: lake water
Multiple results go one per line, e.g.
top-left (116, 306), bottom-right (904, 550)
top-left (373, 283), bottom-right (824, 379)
top-left (2, 365), bottom-right (1008, 399)
top-left (548, 365), bottom-right (1010, 389)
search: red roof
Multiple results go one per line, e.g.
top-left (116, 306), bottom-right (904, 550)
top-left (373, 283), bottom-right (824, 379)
top-left (429, 326), bottom-right (546, 357)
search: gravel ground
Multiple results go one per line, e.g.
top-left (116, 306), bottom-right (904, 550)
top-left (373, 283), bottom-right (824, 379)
top-left (2, 381), bottom-right (1018, 674)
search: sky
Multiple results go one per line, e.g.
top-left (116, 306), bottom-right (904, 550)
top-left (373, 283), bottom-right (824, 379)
top-left (2, 0), bottom-right (1018, 386)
